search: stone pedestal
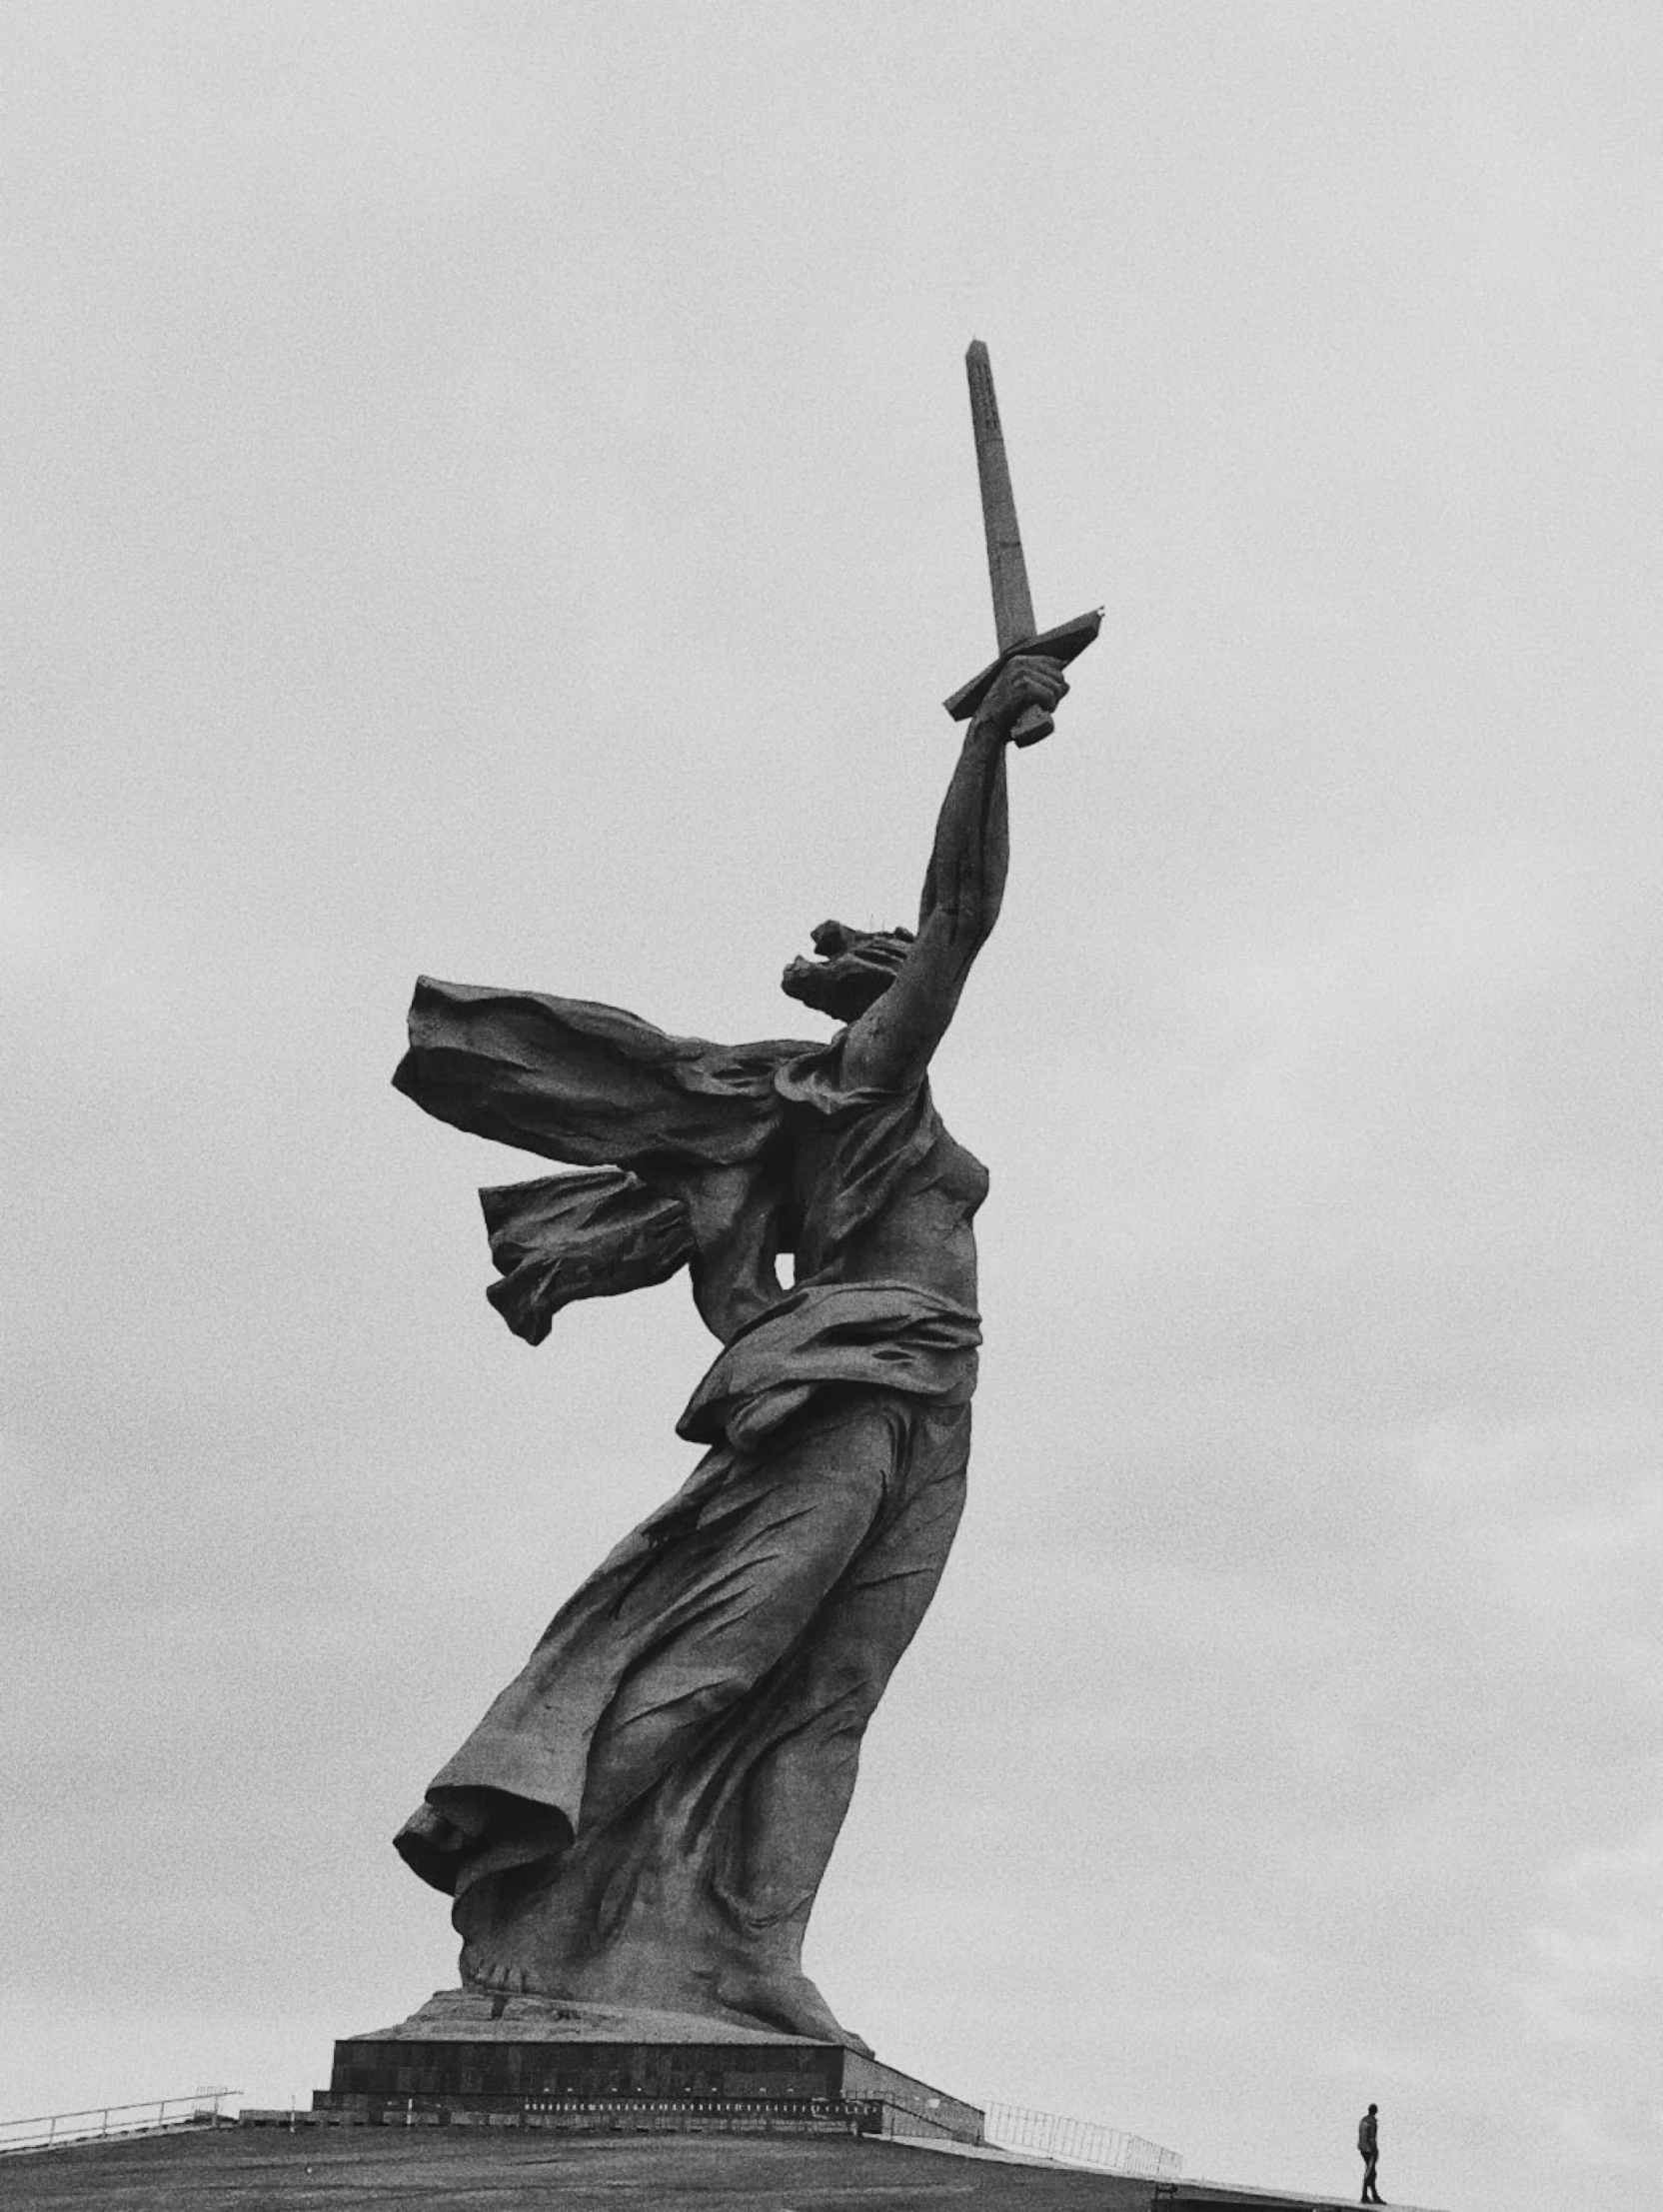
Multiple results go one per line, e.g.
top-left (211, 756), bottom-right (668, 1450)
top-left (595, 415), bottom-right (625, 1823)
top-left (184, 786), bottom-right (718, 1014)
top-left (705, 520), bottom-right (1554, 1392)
top-left (314, 1990), bottom-right (983, 2146)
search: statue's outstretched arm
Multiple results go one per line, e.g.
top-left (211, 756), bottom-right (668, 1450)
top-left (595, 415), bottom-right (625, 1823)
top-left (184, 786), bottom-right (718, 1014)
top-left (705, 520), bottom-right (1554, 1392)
top-left (841, 654), bottom-right (1068, 1094)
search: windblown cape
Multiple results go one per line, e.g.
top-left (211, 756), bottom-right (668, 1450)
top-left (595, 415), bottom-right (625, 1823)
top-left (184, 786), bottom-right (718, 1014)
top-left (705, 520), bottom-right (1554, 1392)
top-left (393, 976), bottom-right (981, 1454)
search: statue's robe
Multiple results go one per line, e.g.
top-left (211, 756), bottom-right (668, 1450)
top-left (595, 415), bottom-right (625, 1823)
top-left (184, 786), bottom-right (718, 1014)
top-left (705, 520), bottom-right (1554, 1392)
top-left (390, 976), bottom-right (984, 2025)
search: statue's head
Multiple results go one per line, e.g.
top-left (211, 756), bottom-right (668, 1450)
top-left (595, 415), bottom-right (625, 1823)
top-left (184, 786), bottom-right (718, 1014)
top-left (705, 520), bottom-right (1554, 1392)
top-left (782, 919), bottom-right (914, 1022)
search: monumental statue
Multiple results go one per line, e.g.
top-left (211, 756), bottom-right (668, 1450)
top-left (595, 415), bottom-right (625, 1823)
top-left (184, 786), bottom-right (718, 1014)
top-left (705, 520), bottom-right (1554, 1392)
top-left (390, 345), bottom-right (1099, 2055)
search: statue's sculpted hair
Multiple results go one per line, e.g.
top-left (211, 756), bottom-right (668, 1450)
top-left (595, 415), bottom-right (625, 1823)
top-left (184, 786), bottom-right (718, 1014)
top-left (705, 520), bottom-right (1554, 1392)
top-left (782, 920), bottom-right (914, 1023)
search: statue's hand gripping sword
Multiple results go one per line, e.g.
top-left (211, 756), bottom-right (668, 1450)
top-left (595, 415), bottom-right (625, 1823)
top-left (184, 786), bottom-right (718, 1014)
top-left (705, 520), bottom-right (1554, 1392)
top-left (944, 339), bottom-right (1101, 746)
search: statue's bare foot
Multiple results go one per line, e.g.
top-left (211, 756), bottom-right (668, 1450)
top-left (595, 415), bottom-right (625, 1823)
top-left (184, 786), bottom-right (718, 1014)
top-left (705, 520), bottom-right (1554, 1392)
top-left (459, 1941), bottom-right (532, 1998)
top-left (716, 1962), bottom-right (872, 2056)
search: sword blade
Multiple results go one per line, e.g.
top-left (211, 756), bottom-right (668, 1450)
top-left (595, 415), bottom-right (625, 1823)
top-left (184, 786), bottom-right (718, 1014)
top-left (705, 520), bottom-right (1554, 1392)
top-left (965, 340), bottom-right (1037, 653)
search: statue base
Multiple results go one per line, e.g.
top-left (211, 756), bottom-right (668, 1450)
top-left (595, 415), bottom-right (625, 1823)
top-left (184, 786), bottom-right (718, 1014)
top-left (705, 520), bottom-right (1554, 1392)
top-left (313, 1989), bottom-right (984, 2146)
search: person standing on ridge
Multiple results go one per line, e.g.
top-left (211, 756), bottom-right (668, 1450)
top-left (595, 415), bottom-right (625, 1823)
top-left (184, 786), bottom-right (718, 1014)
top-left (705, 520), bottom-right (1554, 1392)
top-left (1358, 2102), bottom-right (1383, 2203)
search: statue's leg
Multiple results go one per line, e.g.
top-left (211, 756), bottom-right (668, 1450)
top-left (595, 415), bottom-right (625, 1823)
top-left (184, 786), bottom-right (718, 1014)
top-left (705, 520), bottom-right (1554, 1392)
top-left (452, 1391), bottom-right (900, 2006)
top-left (576, 1397), bottom-right (898, 1830)
top-left (730, 1405), bottom-right (966, 1914)
top-left (688, 1398), bottom-right (970, 2042)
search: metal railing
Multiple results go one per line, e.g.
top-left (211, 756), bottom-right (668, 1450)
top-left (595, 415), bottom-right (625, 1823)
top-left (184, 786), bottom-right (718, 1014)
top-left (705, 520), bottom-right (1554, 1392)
top-left (0, 2088), bottom-right (238, 2157)
top-left (517, 2094), bottom-right (862, 2134)
top-left (983, 2099), bottom-right (1182, 2178)
top-left (297, 2092), bottom-right (874, 2136)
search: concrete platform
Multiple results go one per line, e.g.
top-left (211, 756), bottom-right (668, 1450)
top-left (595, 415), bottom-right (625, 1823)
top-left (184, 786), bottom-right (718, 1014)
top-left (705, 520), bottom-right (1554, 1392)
top-left (317, 1987), bottom-right (984, 2144)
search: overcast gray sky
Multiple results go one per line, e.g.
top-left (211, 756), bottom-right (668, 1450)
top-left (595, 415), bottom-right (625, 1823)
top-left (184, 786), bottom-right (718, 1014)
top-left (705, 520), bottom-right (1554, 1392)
top-left (5, 6), bottom-right (1661, 2207)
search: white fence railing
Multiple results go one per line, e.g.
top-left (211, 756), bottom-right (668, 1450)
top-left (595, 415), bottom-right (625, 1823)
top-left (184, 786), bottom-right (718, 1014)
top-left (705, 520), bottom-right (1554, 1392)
top-left (983, 2099), bottom-right (1182, 2177)
top-left (0, 2088), bottom-right (238, 2157)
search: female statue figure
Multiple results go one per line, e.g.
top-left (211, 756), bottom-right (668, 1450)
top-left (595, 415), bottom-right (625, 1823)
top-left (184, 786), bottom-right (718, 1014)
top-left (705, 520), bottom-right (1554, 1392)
top-left (392, 653), bottom-right (1071, 2050)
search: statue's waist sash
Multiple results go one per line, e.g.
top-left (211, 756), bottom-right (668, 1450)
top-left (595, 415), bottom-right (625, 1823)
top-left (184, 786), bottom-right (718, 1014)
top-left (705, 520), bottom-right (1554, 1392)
top-left (676, 1279), bottom-right (981, 1454)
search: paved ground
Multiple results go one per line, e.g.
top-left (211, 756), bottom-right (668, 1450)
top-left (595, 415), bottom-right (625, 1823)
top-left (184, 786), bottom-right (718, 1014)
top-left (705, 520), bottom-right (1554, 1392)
top-left (0, 2128), bottom-right (1161, 2210)
top-left (0, 2126), bottom-right (1408, 2211)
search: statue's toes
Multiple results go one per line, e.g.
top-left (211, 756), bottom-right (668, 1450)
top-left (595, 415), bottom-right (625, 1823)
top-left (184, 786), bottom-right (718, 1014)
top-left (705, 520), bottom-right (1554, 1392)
top-left (462, 1945), bottom-right (530, 1996)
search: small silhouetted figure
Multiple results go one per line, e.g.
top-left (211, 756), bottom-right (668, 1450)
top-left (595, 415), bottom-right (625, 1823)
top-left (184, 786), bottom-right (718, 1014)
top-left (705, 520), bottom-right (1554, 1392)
top-left (1358, 2102), bottom-right (1383, 2204)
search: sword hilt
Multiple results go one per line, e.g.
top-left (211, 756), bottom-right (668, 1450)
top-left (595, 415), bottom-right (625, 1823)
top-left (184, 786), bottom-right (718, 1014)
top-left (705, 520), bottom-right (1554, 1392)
top-left (943, 607), bottom-right (1103, 732)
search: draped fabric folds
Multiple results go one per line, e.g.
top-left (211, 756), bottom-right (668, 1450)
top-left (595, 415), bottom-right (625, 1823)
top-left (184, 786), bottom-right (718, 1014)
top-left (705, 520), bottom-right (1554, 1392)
top-left (395, 975), bottom-right (809, 1351)
top-left (478, 1170), bottom-right (691, 1345)
top-left (394, 974), bottom-right (805, 1169)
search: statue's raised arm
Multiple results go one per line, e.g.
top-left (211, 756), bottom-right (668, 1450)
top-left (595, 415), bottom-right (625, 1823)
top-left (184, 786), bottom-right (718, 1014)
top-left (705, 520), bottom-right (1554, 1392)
top-left (782, 653), bottom-right (1069, 1097)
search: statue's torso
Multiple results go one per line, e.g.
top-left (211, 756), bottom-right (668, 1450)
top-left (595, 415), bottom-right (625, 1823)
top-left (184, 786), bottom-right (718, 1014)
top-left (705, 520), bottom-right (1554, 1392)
top-left (786, 1107), bottom-right (988, 1311)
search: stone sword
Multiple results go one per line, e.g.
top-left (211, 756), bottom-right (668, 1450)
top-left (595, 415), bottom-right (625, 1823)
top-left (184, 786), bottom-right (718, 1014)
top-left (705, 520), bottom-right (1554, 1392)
top-left (944, 339), bottom-right (1101, 746)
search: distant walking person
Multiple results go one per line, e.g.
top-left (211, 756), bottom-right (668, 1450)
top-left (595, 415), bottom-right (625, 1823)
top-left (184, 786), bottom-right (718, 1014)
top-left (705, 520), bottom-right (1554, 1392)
top-left (1358, 2102), bottom-right (1383, 2204)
